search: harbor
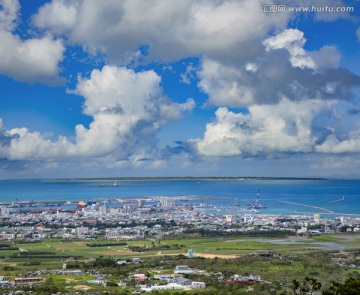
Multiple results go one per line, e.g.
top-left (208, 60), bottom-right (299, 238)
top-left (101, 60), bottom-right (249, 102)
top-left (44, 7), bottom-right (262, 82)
top-left (0, 178), bottom-right (359, 217)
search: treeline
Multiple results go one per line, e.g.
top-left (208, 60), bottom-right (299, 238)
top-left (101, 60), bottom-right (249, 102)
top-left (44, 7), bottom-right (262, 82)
top-left (184, 228), bottom-right (293, 238)
top-left (0, 247), bottom-right (18, 251)
top-left (86, 242), bottom-right (127, 247)
top-left (0, 243), bottom-right (12, 248)
top-left (91, 257), bottom-right (118, 268)
top-left (16, 240), bottom-right (41, 244)
top-left (0, 243), bottom-right (18, 251)
top-left (10, 251), bottom-right (83, 259)
top-left (23, 261), bottom-right (41, 266)
top-left (18, 280), bottom-right (66, 295)
top-left (10, 254), bottom-right (78, 259)
top-left (13, 250), bottom-right (56, 255)
top-left (128, 243), bottom-right (184, 252)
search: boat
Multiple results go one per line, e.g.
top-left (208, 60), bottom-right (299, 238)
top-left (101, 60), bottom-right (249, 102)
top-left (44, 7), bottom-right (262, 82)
top-left (77, 201), bottom-right (87, 209)
top-left (97, 181), bottom-right (120, 187)
top-left (232, 198), bottom-right (241, 207)
top-left (248, 190), bottom-right (267, 209)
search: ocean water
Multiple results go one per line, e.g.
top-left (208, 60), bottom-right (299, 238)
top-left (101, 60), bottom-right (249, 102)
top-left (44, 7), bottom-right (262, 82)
top-left (0, 178), bottom-right (359, 217)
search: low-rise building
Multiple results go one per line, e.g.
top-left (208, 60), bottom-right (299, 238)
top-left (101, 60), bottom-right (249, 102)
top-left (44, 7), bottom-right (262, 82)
top-left (141, 283), bottom-right (183, 292)
top-left (14, 277), bottom-right (44, 285)
top-left (191, 281), bottom-right (206, 289)
top-left (174, 265), bottom-right (194, 274)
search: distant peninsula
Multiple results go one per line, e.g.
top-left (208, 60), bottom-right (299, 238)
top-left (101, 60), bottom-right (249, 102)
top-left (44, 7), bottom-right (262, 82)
top-left (45, 176), bottom-right (326, 181)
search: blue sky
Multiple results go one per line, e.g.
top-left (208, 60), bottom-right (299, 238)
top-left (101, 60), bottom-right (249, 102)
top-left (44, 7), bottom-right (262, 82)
top-left (0, 0), bottom-right (360, 178)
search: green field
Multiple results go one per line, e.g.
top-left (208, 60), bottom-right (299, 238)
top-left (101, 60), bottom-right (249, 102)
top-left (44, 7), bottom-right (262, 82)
top-left (0, 234), bottom-right (359, 294)
top-left (2, 234), bottom-right (360, 263)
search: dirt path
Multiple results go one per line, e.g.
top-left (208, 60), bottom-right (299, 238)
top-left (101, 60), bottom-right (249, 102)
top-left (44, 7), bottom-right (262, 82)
top-left (196, 253), bottom-right (239, 259)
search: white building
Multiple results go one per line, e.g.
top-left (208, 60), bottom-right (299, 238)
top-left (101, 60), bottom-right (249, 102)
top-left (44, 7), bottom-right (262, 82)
top-left (138, 199), bottom-right (146, 207)
top-left (191, 281), bottom-right (206, 289)
top-left (56, 211), bottom-right (70, 218)
top-left (141, 283), bottom-right (184, 292)
top-left (0, 206), bottom-right (10, 217)
top-left (0, 233), bottom-right (15, 240)
top-left (313, 214), bottom-right (321, 223)
top-left (224, 214), bottom-right (233, 223)
top-left (160, 198), bottom-right (176, 208)
top-left (109, 207), bottom-right (120, 214)
top-left (99, 204), bottom-right (108, 215)
top-left (174, 265), bottom-right (194, 274)
top-left (244, 215), bottom-right (254, 224)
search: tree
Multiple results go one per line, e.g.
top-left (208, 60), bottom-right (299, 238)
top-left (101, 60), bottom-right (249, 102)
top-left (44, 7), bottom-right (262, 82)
top-left (323, 277), bottom-right (360, 295)
top-left (292, 277), bottom-right (322, 295)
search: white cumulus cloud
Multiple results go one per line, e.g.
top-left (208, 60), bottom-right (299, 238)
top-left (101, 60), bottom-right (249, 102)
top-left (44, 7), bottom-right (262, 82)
top-left (0, 0), bottom-right (65, 84)
top-left (316, 132), bottom-right (360, 154)
top-left (0, 0), bottom-right (19, 30)
top-left (68, 65), bottom-right (195, 158)
top-left (263, 29), bottom-right (316, 70)
top-left (0, 65), bottom-right (194, 161)
top-left (32, 0), bottom-right (80, 35)
top-left (198, 58), bottom-right (255, 106)
top-left (195, 98), bottom-right (332, 157)
top-left (197, 28), bottom-right (357, 108)
top-left (263, 29), bottom-right (341, 71)
top-left (197, 53), bottom-right (356, 107)
top-left (309, 45), bottom-right (340, 70)
top-left (32, 0), bottom-right (289, 64)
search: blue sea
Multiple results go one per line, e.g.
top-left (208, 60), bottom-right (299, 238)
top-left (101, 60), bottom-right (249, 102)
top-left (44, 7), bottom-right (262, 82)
top-left (0, 178), bottom-right (359, 217)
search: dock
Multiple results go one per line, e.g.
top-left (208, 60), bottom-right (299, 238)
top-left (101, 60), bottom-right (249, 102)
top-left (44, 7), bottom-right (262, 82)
top-left (329, 196), bottom-right (345, 204)
top-left (278, 200), bottom-right (334, 213)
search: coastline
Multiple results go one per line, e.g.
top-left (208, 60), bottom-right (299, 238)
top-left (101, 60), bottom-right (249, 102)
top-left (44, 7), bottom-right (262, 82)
top-left (0, 178), bottom-right (359, 217)
top-left (2, 196), bottom-right (360, 218)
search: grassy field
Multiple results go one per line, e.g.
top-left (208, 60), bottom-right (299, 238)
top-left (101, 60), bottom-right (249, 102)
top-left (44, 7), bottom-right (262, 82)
top-left (1, 233), bottom-right (359, 267)
top-left (0, 233), bottom-right (359, 294)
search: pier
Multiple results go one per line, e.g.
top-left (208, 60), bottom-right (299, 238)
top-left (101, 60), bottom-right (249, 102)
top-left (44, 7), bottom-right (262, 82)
top-left (329, 196), bottom-right (345, 204)
top-left (278, 200), bottom-right (334, 213)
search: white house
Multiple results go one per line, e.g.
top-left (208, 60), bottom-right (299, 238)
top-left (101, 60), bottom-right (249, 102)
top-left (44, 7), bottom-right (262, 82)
top-left (191, 281), bottom-right (206, 289)
top-left (174, 265), bottom-right (194, 274)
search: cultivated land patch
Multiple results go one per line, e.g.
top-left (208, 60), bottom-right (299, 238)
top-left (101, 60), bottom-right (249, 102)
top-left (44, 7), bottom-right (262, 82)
top-left (4, 234), bottom-right (360, 261)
